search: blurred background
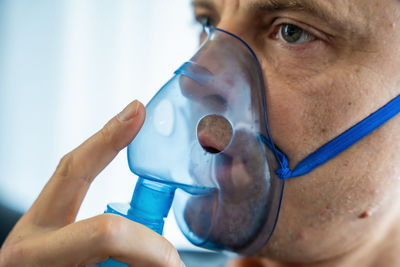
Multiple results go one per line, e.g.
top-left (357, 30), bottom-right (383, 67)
top-left (0, 0), bottom-right (201, 250)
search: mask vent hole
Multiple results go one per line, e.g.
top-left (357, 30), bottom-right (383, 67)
top-left (197, 115), bottom-right (233, 154)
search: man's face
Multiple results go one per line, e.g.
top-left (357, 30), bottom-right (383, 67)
top-left (193, 0), bottom-right (400, 262)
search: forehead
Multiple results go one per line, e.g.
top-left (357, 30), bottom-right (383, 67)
top-left (193, 0), bottom-right (398, 38)
top-left (192, 0), bottom-right (393, 21)
top-left (193, 0), bottom-right (348, 13)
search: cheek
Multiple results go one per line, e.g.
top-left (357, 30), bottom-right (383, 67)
top-left (256, 58), bottom-right (400, 261)
top-left (258, 48), bottom-right (337, 165)
top-left (263, 122), bottom-right (400, 262)
top-left (262, 60), bottom-right (394, 166)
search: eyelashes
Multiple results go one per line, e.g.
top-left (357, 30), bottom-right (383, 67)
top-left (196, 15), bottom-right (217, 31)
top-left (275, 23), bottom-right (316, 44)
top-left (195, 15), bottom-right (320, 47)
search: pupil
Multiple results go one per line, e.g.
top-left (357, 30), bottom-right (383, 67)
top-left (281, 24), bottom-right (302, 43)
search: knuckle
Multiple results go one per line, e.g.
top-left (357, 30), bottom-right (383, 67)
top-left (92, 215), bottom-right (123, 250)
top-left (100, 122), bottom-right (119, 153)
top-left (55, 153), bottom-right (74, 178)
top-left (54, 151), bottom-right (91, 185)
top-left (160, 241), bottom-right (181, 267)
top-left (89, 215), bottom-right (182, 267)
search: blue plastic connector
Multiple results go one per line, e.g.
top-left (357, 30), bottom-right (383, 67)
top-left (97, 177), bottom-right (175, 267)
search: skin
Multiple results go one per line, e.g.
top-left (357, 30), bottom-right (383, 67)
top-left (1, 1), bottom-right (400, 266)
top-left (192, 0), bottom-right (400, 266)
top-left (0, 101), bottom-right (185, 267)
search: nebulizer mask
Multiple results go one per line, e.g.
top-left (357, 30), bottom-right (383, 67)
top-left (98, 27), bottom-right (400, 266)
top-left (97, 27), bottom-right (282, 266)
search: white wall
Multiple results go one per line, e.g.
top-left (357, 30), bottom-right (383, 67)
top-left (0, 0), bottom-right (201, 250)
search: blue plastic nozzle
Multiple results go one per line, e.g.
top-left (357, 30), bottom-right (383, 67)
top-left (97, 178), bottom-right (175, 267)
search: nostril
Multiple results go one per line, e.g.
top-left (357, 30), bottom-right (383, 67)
top-left (197, 114), bottom-right (233, 154)
top-left (203, 146), bottom-right (221, 154)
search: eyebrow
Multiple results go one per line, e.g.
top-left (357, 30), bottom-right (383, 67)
top-left (192, 0), bottom-right (215, 10)
top-left (251, 0), bottom-right (328, 18)
top-left (251, 0), bottom-right (348, 30)
top-left (193, 0), bottom-right (347, 32)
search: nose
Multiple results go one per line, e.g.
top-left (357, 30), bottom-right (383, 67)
top-left (213, 0), bottom-right (255, 48)
top-left (178, 27), bottom-right (260, 101)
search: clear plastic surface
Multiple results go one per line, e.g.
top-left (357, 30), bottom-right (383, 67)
top-left (127, 28), bottom-right (285, 254)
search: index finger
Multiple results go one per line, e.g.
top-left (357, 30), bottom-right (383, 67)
top-left (26, 100), bottom-right (145, 227)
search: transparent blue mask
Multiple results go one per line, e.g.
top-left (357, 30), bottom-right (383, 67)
top-left (98, 27), bottom-right (400, 266)
top-left (127, 27), bottom-right (283, 254)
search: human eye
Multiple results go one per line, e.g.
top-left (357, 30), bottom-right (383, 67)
top-left (275, 23), bottom-right (316, 44)
top-left (195, 15), bottom-right (217, 30)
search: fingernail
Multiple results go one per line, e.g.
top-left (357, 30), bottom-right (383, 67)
top-left (118, 100), bottom-right (140, 121)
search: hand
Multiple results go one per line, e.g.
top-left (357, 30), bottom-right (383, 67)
top-left (0, 100), bottom-right (184, 267)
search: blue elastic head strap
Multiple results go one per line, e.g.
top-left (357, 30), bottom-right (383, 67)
top-left (261, 94), bottom-right (400, 180)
